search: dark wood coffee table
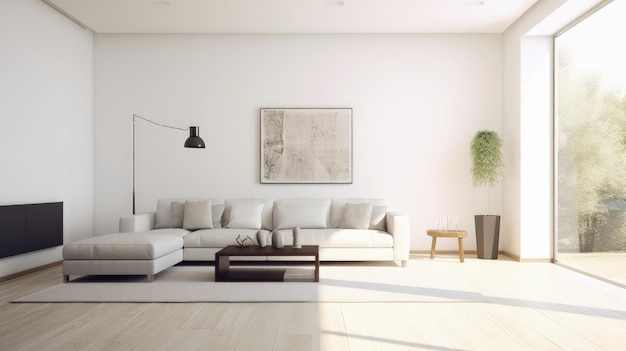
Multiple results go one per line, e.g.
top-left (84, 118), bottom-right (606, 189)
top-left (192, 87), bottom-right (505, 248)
top-left (215, 245), bottom-right (319, 282)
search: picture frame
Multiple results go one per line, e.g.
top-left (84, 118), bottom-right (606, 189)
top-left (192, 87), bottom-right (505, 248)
top-left (260, 108), bottom-right (353, 184)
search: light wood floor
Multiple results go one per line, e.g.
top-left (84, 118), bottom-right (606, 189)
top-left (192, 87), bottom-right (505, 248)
top-left (557, 252), bottom-right (626, 287)
top-left (2, 254), bottom-right (626, 351)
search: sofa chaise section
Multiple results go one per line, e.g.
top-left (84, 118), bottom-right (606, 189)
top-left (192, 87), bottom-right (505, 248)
top-left (62, 230), bottom-right (187, 282)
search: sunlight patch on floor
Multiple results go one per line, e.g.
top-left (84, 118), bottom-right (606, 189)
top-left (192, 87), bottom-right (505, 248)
top-left (557, 252), bottom-right (626, 287)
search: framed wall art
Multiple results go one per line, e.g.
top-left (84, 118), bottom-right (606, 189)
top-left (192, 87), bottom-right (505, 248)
top-left (260, 108), bottom-right (353, 184)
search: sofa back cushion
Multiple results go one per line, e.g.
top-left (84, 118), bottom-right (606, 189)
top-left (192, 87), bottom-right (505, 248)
top-left (330, 198), bottom-right (387, 230)
top-left (155, 197), bottom-right (388, 231)
top-left (223, 198), bottom-right (274, 230)
top-left (273, 198), bottom-right (331, 229)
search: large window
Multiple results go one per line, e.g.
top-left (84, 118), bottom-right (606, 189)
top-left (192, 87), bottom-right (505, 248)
top-left (556, 0), bottom-right (626, 285)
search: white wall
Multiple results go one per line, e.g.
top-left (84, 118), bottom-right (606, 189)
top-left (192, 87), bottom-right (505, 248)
top-left (94, 34), bottom-right (504, 251)
top-left (0, 0), bottom-right (94, 277)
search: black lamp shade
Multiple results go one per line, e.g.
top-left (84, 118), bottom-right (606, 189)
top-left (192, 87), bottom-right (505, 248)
top-left (184, 126), bottom-right (206, 148)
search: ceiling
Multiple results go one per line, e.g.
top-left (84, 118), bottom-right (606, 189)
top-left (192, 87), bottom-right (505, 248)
top-left (44, 0), bottom-right (538, 34)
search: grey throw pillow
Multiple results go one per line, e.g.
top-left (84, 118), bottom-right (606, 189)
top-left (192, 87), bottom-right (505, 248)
top-left (183, 199), bottom-right (213, 230)
top-left (340, 202), bottom-right (374, 229)
top-left (212, 204), bottom-right (225, 229)
top-left (170, 201), bottom-right (185, 228)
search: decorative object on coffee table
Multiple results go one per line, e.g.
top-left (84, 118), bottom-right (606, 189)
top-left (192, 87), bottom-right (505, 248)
top-left (427, 229), bottom-right (468, 263)
top-left (470, 129), bottom-right (504, 259)
top-left (292, 226), bottom-right (302, 249)
top-left (215, 245), bottom-right (319, 282)
top-left (235, 234), bottom-right (253, 248)
top-left (272, 230), bottom-right (284, 248)
top-left (260, 108), bottom-right (352, 184)
top-left (256, 230), bottom-right (268, 248)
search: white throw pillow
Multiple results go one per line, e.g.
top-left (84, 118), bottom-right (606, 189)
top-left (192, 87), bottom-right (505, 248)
top-left (340, 202), bottom-right (374, 229)
top-left (212, 204), bottom-right (225, 229)
top-left (330, 198), bottom-right (385, 228)
top-left (274, 205), bottom-right (328, 229)
top-left (369, 205), bottom-right (388, 231)
top-left (226, 203), bottom-right (264, 229)
top-left (170, 201), bottom-right (185, 228)
top-left (183, 200), bottom-right (213, 230)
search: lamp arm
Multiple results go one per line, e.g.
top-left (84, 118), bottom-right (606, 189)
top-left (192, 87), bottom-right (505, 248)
top-left (133, 113), bottom-right (185, 214)
top-left (131, 114), bottom-right (204, 214)
top-left (133, 114), bottom-right (188, 132)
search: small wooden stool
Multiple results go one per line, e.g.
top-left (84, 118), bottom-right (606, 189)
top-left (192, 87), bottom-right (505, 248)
top-left (426, 229), bottom-right (468, 263)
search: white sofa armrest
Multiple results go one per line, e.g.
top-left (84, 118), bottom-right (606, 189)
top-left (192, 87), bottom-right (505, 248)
top-left (119, 212), bottom-right (155, 233)
top-left (386, 212), bottom-right (410, 263)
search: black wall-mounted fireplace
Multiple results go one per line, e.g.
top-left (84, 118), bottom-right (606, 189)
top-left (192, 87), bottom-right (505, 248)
top-left (0, 202), bottom-right (63, 259)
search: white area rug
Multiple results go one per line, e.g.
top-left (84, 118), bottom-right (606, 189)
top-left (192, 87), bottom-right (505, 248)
top-left (13, 262), bottom-right (486, 303)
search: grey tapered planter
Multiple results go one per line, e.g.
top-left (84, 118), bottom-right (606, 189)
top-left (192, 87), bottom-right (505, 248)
top-left (475, 215), bottom-right (500, 259)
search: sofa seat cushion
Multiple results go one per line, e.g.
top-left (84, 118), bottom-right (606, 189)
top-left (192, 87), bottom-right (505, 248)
top-left (184, 228), bottom-right (392, 249)
top-left (284, 228), bottom-right (393, 248)
top-left (184, 229), bottom-right (270, 248)
top-left (63, 232), bottom-right (184, 260)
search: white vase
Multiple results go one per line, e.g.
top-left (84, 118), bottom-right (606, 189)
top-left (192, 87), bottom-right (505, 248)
top-left (256, 230), bottom-right (267, 248)
top-left (292, 226), bottom-right (301, 249)
top-left (272, 230), bottom-right (284, 249)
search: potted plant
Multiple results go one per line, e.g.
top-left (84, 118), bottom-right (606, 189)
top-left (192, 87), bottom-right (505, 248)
top-left (470, 130), bottom-right (504, 259)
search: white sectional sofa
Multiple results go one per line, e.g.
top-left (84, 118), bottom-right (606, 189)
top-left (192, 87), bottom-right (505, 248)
top-left (62, 198), bottom-right (410, 282)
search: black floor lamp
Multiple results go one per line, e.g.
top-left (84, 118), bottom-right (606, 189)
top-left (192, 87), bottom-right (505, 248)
top-left (132, 113), bottom-right (205, 214)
